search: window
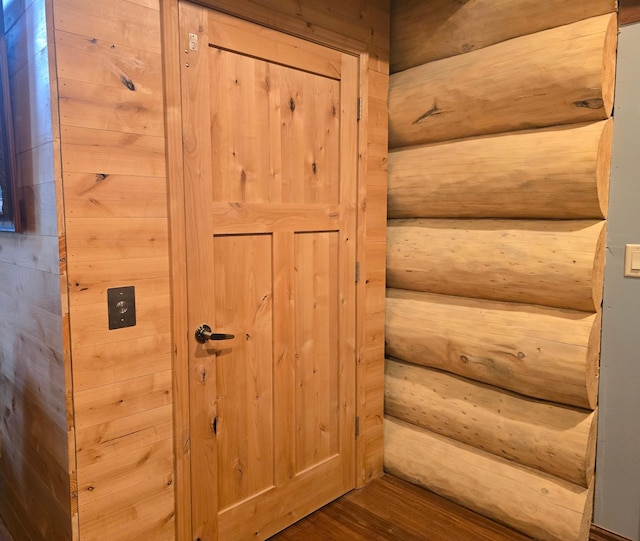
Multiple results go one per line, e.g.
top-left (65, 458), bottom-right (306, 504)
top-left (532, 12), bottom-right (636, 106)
top-left (0, 5), bottom-right (20, 232)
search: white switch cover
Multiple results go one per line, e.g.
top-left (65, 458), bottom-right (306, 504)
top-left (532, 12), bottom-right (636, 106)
top-left (624, 244), bottom-right (640, 277)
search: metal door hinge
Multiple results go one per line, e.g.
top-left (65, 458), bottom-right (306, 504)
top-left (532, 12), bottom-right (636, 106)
top-left (355, 261), bottom-right (360, 283)
top-left (355, 416), bottom-right (360, 438)
top-left (357, 97), bottom-right (362, 121)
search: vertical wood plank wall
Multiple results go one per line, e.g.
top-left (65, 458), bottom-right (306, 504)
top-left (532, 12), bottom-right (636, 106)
top-left (0, 0), bottom-right (72, 540)
top-left (385, 2), bottom-right (616, 541)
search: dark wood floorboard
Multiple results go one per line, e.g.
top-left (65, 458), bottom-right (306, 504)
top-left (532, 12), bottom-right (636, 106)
top-left (269, 474), bottom-right (533, 541)
top-left (0, 518), bottom-right (12, 541)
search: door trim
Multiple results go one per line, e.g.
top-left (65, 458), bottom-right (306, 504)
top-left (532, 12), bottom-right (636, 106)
top-left (160, 1), bottom-right (387, 539)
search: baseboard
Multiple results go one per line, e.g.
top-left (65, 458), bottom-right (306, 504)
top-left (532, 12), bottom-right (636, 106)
top-left (620, 0), bottom-right (640, 26)
top-left (591, 524), bottom-right (633, 541)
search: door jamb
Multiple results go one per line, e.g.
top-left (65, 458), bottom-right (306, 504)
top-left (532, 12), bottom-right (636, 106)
top-left (160, 1), bottom-right (382, 539)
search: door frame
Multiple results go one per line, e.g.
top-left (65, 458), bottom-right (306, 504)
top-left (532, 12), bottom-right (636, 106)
top-left (160, 1), bottom-right (388, 539)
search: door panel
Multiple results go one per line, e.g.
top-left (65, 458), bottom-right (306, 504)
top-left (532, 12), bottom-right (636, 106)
top-left (180, 2), bottom-right (358, 539)
top-left (213, 234), bottom-right (274, 510)
top-left (294, 231), bottom-right (340, 472)
top-left (209, 50), bottom-right (340, 205)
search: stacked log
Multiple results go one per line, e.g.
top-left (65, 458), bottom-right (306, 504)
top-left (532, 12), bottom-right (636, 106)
top-left (391, 0), bottom-right (617, 71)
top-left (385, 4), bottom-right (616, 540)
top-left (385, 417), bottom-right (594, 541)
top-left (387, 120), bottom-right (612, 220)
top-left (386, 289), bottom-right (600, 409)
top-left (385, 359), bottom-right (597, 487)
top-left (386, 219), bottom-right (605, 312)
top-left (389, 14), bottom-right (617, 147)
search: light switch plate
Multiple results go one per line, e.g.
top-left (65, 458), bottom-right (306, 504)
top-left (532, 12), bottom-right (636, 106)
top-left (624, 244), bottom-right (640, 277)
top-left (107, 286), bottom-right (136, 329)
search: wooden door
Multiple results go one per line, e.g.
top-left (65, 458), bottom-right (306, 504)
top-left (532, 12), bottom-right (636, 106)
top-left (179, 3), bottom-right (358, 539)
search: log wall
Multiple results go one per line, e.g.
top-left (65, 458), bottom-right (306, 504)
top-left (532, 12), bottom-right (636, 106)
top-left (391, 0), bottom-right (616, 71)
top-left (389, 13), bottom-right (617, 148)
top-left (386, 3), bottom-right (616, 540)
top-left (0, 1), bottom-right (73, 540)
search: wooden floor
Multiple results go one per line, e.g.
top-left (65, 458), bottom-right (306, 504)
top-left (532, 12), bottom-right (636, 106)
top-left (0, 475), bottom-right (532, 540)
top-left (0, 518), bottom-right (12, 541)
top-left (269, 474), bottom-right (532, 540)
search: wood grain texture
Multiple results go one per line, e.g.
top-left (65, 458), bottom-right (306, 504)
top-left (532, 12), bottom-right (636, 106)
top-left (162, 4), bottom-right (388, 539)
top-left (0, 334), bottom-right (65, 432)
top-left (212, 235), bottom-right (275, 510)
top-left (389, 14), bottom-right (617, 148)
top-left (391, 0), bottom-right (617, 72)
top-left (54, 30), bottom-right (164, 93)
top-left (10, 47), bottom-right (53, 155)
top-left (385, 359), bottom-right (597, 487)
top-left (176, 5), bottom-right (220, 537)
top-left (205, 42), bottom-right (341, 205)
top-left (387, 219), bottom-right (606, 312)
top-left (189, 0), bottom-right (389, 67)
top-left (386, 289), bottom-right (601, 409)
top-left (0, 468), bottom-right (69, 541)
top-left (53, 1), bottom-right (173, 540)
top-left (294, 232), bottom-right (341, 472)
top-left (0, 513), bottom-right (14, 541)
top-left (357, 62), bottom-right (388, 489)
top-left (0, 1), bottom-right (72, 540)
top-left (158, 1), bottom-right (191, 539)
top-left (271, 475), bottom-right (532, 541)
top-left (388, 120), bottom-right (612, 219)
top-left (73, 370), bottom-right (172, 430)
top-left (70, 333), bottom-right (171, 392)
top-left (76, 437), bottom-right (173, 508)
top-left (385, 4), bottom-right (616, 540)
top-left (619, 0), bottom-right (640, 25)
top-left (53, 0), bottom-right (162, 53)
top-left (182, 9), bottom-right (358, 536)
top-left (385, 417), bottom-right (594, 541)
top-left (2, 1), bottom-right (388, 541)
top-left (79, 481), bottom-right (175, 541)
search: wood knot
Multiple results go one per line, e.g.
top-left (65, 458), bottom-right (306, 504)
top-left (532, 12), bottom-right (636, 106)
top-left (573, 98), bottom-right (604, 109)
top-left (413, 101), bottom-right (445, 124)
top-left (119, 75), bottom-right (136, 91)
